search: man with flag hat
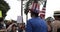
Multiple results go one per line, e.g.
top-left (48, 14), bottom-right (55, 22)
top-left (51, 11), bottom-right (60, 32)
top-left (26, 0), bottom-right (48, 32)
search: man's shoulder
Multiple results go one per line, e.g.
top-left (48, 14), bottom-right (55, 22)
top-left (51, 20), bottom-right (60, 26)
top-left (27, 17), bottom-right (42, 22)
top-left (52, 20), bottom-right (60, 23)
top-left (27, 18), bottom-right (33, 23)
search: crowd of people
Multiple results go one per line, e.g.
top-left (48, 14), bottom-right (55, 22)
top-left (25, 9), bottom-right (60, 32)
top-left (0, 19), bottom-right (25, 32)
top-left (1, 0), bottom-right (60, 32)
top-left (0, 10), bottom-right (60, 32)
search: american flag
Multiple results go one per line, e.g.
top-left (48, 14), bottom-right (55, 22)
top-left (29, 2), bottom-right (40, 13)
top-left (40, 0), bottom-right (47, 19)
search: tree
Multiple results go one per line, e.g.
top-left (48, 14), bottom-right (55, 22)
top-left (24, 0), bottom-right (32, 15)
top-left (0, 0), bottom-right (10, 18)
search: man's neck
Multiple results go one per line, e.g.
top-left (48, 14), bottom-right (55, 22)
top-left (31, 15), bottom-right (35, 17)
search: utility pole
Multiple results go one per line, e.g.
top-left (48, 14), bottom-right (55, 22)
top-left (21, 0), bottom-right (29, 23)
top-left (21, 0), bottom-right (23, 23)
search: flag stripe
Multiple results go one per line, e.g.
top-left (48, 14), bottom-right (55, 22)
top-left (40, 0), bottom-right (47, 19)
top-left (30, 2), bottom-right (40, 13)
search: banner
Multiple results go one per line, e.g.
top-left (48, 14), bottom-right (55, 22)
top-left (17, 16), bottom-right (22, 23)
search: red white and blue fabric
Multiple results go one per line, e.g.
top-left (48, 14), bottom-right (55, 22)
top-left (40, 1), bottom-right (47, 19)
top-left (40, 7), bottom-right (46, 15)
top-left (30, 2), bottom-right (40, 13)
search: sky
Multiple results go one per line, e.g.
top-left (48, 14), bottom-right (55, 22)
top-left (46, 0), bottom-right (60, 18)
top-left (5, 0), bottom-right (21, 20)
top-left (4, 0), bottom-right (60, 23)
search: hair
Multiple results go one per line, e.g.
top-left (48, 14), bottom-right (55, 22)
top-left (54, 15), bottom-right (60, 20)
top-left (54, 15), bottom-right (60, 18)
top-left (31, 11), bottom-right (39, 17)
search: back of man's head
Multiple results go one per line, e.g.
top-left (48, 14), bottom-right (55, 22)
top-left (30, 11), bottom-right (39, 17)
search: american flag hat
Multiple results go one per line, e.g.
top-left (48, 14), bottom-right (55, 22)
top-left (29, 2), bottom-right (40, 13)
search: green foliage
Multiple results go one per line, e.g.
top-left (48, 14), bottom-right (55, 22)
top-left (24, 0), bottom-right (32, 15)
top-left (0, 0), bottom-right (10, 18)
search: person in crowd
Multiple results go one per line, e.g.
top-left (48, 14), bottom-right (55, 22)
top-left (12, 20), bottom-right (17, 23)
top-left (0, 17), bottom-right (6, 32)
top-left (0, 18), bottom-right (4, 29)
top-left (6, 23), bottom-right (17, 32)
top-left (18, 23), bottom-right (25, 32)
top-left (9, 24), bottom-right (17, 32)
top-left (26, 0), bottom-right (48, 32)
top-left (6, 21), bottom-right (12, 29)
top-left (46, 17), bottom-right (54, 32)
top-left (26, 9), bottom-right (48, 32)
top-left (51, 11), bottom-right (60, 32)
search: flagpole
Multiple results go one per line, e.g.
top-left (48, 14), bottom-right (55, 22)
top-left (21, 0), bottom-right (23, 23)
top-left (39, 0), bottom-right (47, 19)
top-left (26, 13), bottom-right (28, 21)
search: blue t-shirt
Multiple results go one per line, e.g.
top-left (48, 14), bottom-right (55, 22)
top-left (26, 17), bottom-right (48, 32)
